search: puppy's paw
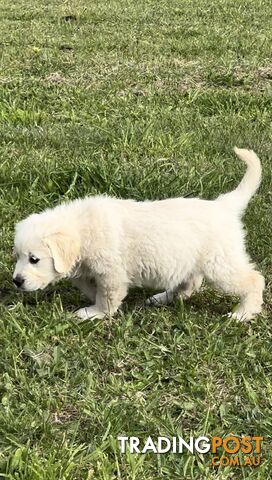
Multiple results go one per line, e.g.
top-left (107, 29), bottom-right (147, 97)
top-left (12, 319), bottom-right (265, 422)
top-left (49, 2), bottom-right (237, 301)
top-left (75, 306), bottom-right (105, 321)
top-left (146, 290), bottom-right (174, 306)
top-left (145, 290), bottom-right (174, 307)
top-left (228, 310), bottom-right (254, 322)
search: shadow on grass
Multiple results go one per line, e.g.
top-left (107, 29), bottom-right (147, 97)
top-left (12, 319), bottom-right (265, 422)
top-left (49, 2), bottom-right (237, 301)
top-left (1, 281), bottom-right (236, 322)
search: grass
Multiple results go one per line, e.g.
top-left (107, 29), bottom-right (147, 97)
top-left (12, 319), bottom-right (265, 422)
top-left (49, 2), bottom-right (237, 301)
top-left (0, 0), bottom-right (271, 478)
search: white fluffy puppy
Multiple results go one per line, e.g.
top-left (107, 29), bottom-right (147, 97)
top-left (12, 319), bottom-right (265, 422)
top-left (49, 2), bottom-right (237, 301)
top-left (13, 148), bottom-right (264, 321)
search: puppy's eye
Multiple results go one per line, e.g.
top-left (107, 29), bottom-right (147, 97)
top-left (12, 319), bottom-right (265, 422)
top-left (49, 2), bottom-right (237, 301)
top-left (29, 255), bottom-right (40, 264)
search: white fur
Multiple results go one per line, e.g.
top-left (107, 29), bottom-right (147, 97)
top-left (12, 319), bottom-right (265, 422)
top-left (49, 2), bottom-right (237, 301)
top-left (13, 148), bottom-right (265, 321)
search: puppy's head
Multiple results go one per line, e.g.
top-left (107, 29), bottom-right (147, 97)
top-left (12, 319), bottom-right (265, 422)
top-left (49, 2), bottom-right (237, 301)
top-left (13, 213), bottom-right (80, 291)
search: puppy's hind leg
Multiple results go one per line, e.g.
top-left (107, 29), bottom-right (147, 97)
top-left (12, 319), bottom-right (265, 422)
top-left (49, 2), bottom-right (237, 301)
top-left (177, 274), bottom-right (203, 299)
top-left (146, 289), bottom-right (175, 306)
top-left (229, 269), bottom-right (264, 321)
top-left (205, 258), bottom-right (264, 321)
top-left (146, 274), bottom-right (203, 307)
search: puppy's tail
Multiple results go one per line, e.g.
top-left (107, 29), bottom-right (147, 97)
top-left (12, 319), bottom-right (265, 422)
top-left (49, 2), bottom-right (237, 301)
top-left (217, 147), bottom-right (262, 213)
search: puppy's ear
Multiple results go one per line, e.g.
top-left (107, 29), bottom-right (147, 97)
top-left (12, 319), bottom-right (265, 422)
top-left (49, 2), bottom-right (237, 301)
top-left (45, 232), bottom-right (80, 274)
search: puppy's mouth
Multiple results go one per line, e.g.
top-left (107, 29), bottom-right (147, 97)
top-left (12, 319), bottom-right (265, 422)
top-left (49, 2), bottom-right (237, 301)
top-left (23, 285), bottom-right (44, 292)
top-left (14, 283), bottom-right (45, 292)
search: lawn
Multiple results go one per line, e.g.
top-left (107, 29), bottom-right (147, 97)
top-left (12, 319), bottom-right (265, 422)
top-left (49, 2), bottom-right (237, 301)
top-left (0, 0), bottom-right (272, 478)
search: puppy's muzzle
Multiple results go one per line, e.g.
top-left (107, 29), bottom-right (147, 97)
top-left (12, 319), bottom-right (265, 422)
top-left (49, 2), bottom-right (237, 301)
top-left (13, 275), bottom-right (25, 288)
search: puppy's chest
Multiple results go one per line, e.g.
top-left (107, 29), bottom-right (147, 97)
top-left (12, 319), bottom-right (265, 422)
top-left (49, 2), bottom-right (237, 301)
top-left (75, 255), bottom-right (111, 279)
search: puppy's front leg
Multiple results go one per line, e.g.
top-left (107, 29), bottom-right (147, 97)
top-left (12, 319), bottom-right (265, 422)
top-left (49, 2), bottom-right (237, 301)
top-left (75, 275), bottom-right (128, 321)
top-left (72, 277), bottom-right (96, 303)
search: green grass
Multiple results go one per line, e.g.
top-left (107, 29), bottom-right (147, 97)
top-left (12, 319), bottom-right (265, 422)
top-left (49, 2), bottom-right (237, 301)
top-left (0, 0), bottom-right (272, 478)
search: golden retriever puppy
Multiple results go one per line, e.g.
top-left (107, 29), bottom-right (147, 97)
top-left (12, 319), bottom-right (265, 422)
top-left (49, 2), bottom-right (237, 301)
top-left (13, 148), bottom-right (264, 321)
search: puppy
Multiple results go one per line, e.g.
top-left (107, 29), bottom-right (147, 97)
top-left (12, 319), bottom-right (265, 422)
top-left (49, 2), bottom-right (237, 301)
top-left (13, 148), bottom-right (264, 321)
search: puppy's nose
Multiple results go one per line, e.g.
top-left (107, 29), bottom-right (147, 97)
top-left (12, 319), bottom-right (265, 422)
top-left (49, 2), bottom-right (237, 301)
top-left (13, 275), bottom-right (25, 288)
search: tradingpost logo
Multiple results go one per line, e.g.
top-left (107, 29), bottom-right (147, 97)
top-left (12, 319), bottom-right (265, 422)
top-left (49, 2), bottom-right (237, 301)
top-left (117, 435), bottom-right (263, 467)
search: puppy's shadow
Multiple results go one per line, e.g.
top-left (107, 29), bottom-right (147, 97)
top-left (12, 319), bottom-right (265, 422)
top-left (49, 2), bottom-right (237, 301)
top-left (128, 286), bottom-right (234, 320)
top-left (185, 288), bottom-right (237, 320)
top-left (0, 281), bottom-right (82, 309)
top-left (0, 286), bottom-right (22, 305)
top-left (1, 282), bottom-right (234, 319)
